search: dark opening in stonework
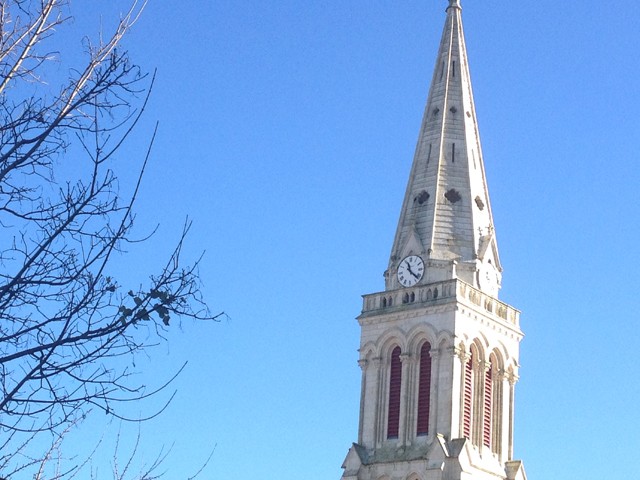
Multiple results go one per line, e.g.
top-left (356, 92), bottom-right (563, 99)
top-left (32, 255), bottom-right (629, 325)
top-left (445, 189), bottom-right (461, 203)
top-left (433, 107), bottom-right (440, 116)
top-left (450, 106), bottom-right (457, 114)
top-left (475, 196), bottom-right (485, 210)
top-left (416, 190), bottom-right (430, 205)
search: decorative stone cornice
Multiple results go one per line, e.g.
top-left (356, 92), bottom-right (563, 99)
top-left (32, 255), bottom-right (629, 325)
top-left (360, 279), bottom-right (521, 332)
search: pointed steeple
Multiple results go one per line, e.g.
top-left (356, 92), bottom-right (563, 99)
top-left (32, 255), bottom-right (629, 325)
top-left (387, 0), bottom-right (502, 296)
top-left (340, 6), bottom-right (527, 479)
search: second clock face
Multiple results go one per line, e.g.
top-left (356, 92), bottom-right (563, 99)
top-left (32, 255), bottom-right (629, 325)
top-left (397, 255), bottom-right (424, 287)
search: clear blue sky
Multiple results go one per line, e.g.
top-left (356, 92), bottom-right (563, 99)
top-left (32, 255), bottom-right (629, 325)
top-left (47, 1), bottom-right (640, 478)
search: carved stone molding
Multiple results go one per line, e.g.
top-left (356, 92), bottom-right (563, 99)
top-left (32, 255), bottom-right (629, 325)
top-left (506, 371), bottom-right (519, 385)
top-left (452, 345), bottom-right (470, 363)
top-left (399, 353), bottom-right (414, 365)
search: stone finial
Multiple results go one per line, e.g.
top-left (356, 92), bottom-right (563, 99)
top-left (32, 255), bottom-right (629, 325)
top-left (448, 0), bottom-right (462, 9)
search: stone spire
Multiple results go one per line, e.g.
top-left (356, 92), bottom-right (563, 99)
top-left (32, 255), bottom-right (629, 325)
top-left (386, 0), bottom-right (502, 297)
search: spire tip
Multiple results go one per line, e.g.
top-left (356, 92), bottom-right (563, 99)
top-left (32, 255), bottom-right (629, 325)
top-left (447, 0), bottom-right (462, 9)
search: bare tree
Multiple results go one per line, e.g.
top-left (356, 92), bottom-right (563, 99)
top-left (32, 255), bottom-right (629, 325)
top-left (0, 0), bottom-right (215, 471)
top-left (1, 420), bottom-right (216, 479)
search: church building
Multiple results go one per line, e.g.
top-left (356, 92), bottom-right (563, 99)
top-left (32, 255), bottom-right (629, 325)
top-left (340, 2), bottom-right (527, 479)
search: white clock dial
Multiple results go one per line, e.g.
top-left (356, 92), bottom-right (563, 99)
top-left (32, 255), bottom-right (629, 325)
top-left (478, 262), bottom-right (499, 296)
top-left (397, 255), bottom-right (424, 287)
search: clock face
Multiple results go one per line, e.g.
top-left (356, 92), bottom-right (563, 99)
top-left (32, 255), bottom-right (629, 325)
top-left (478, 262), bottom-right (499, 296)
top-left (397, 255), bottom-right (424, 287)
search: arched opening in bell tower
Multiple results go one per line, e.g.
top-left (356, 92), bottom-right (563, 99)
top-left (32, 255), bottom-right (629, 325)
top-left (386, 346), bottom-right (402, 439)
top-left (416, 341), bottom-right (432, 436)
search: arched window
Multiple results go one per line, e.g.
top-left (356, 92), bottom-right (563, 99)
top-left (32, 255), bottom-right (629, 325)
top-left (416, 342), bottom-right (432, 435)
top-left (462, 350), bottom-right (473, 439)
top-left (483, 361), bottom-right (493, 448)
top-left (387, 346), bottom-right (402, 439)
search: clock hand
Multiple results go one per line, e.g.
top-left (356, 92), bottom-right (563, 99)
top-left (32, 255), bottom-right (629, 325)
top-left (405, 262), bottom-right (420, 279)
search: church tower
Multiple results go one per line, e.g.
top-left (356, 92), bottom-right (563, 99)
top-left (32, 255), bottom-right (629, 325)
top-left (340, 2), bottom-right (527, 480)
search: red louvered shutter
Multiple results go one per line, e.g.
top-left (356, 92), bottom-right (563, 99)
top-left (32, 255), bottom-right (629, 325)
top-left (416, 342), bottom-right (432, 435)
top-left (463, 356), bottom-right (473, 439)
top-left (387, 346), bottom-right (402, 439)
top-left (483, 364), bottom-right (493, 448)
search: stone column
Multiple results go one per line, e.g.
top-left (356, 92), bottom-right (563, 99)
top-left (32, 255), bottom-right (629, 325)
top-left (452, 346), bottom-right (470, 439)
top-left (399, 353), bottom-right (414, 447)
top-left (493, 368), bottom-right (507, 461)
top-left (357, 358), bottom-right (368, 445)
top-left (373, 356), bottom-right (385, 448)
top-left (507, 371), bottom-right (518, 461)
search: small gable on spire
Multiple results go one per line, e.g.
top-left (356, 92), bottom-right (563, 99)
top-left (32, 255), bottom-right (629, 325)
top-left (477, 229), bottom-right (502, 273)
top-left (400, 225), bottom-right (426, 260)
